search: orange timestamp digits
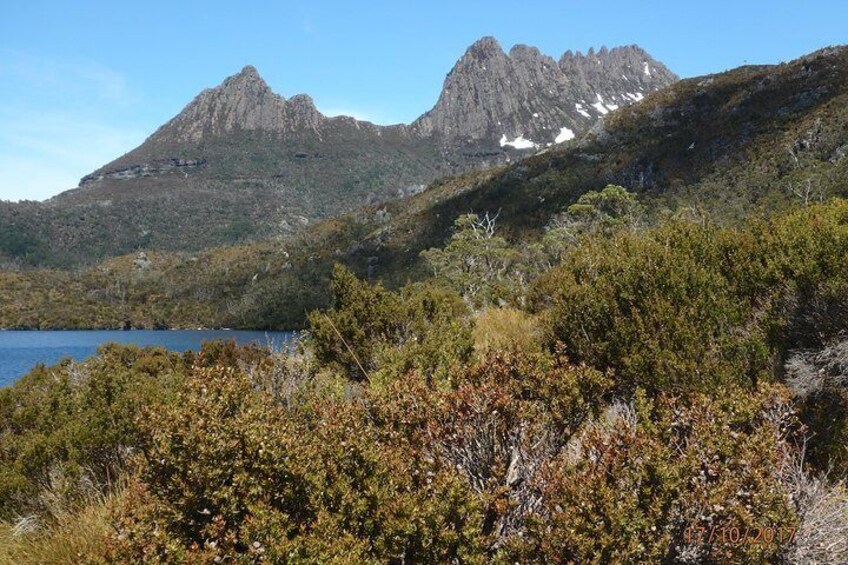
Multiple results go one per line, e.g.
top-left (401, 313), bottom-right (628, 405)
top-left (684, 524), bottom-right (796, 545)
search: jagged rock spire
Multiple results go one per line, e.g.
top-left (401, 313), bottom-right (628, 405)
top-left (415, 38), bottom-right (677, 148)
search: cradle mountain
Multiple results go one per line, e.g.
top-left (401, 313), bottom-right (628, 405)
top-left (0, 37), bottom-right (675, 266)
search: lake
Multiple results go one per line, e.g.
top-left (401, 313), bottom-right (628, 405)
top-left (0, 330), bottom-right (296, 388)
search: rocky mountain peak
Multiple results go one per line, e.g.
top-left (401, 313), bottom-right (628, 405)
top-left (508, 44), bottom-right (545, 60)
top-left (287, 93), bottom-right (316, 108)
top-left (197, 65), bottom-right (273, 105)
top-left (149, 65), bottom-right (294, 143)
top-left (558, 44), bottom-right (677, 108)
top-left (237, 64), bottom-right (260, 78)
top-left (465, 36), bottom-right (505, 58)
top-left (449, 37), bottom-right (509, 79)
top-left (414, 37), bottom-right (678, 152)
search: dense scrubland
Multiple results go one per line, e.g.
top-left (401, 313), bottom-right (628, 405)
top-left (1, 192), bottom-right (847, 563)
top-left (2, 45), bottom-right (848, 564)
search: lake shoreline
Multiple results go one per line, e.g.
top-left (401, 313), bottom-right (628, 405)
top-left (0, 329), bottom-right (298, 389)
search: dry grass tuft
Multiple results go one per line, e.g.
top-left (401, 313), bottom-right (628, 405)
top-left (0, 482), bottom-right (120, 565)
top-left (473, 307), bottom-right (543, 358)
top-left (783, 463), bottom-right (848, 564)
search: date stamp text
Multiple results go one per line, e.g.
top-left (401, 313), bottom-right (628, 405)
top-left (684, 525), bottom-right (796, 545)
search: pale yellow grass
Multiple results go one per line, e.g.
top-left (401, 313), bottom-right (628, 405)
top-left (473, 307), bottom-right (543, 358)
top-left (0, 493), bottom-right (115, 565)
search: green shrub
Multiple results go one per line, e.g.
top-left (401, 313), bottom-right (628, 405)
top-left (110, 363), bottom-right (488, 563)
top-left (531, 200), bottom-right (848, 395)
top-left (308, 265), bottom-right (474, 386)
top-left (308, 264), bottom-right (406, 381)
top-left (109, 365), bottom-right (312, 562)
top-left (532, 220), bottom-right (777, 394)
top-left (0, 345), bottom-right (186, 520)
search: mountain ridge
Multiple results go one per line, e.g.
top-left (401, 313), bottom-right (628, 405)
top-left (75, 36), bottom-right (675, 193)
top-left (0, 37), bottom-right (677, 267)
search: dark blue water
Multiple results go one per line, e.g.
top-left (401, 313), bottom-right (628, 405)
top-left (0, 330), bottom-right (296, 388)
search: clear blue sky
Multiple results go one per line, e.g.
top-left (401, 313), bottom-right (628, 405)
top-left (1, 0), bottom-right (845, 201)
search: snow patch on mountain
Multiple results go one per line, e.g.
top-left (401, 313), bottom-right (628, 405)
top-left (554, 127), bottom-right (575, 143)
top-left (500, 134), bottom-right (538, 149)
top-left (591, 94), bottom-right (610, 115)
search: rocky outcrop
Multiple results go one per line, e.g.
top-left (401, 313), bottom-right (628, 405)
top-left (80, 158), bottom-right (207, 186)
